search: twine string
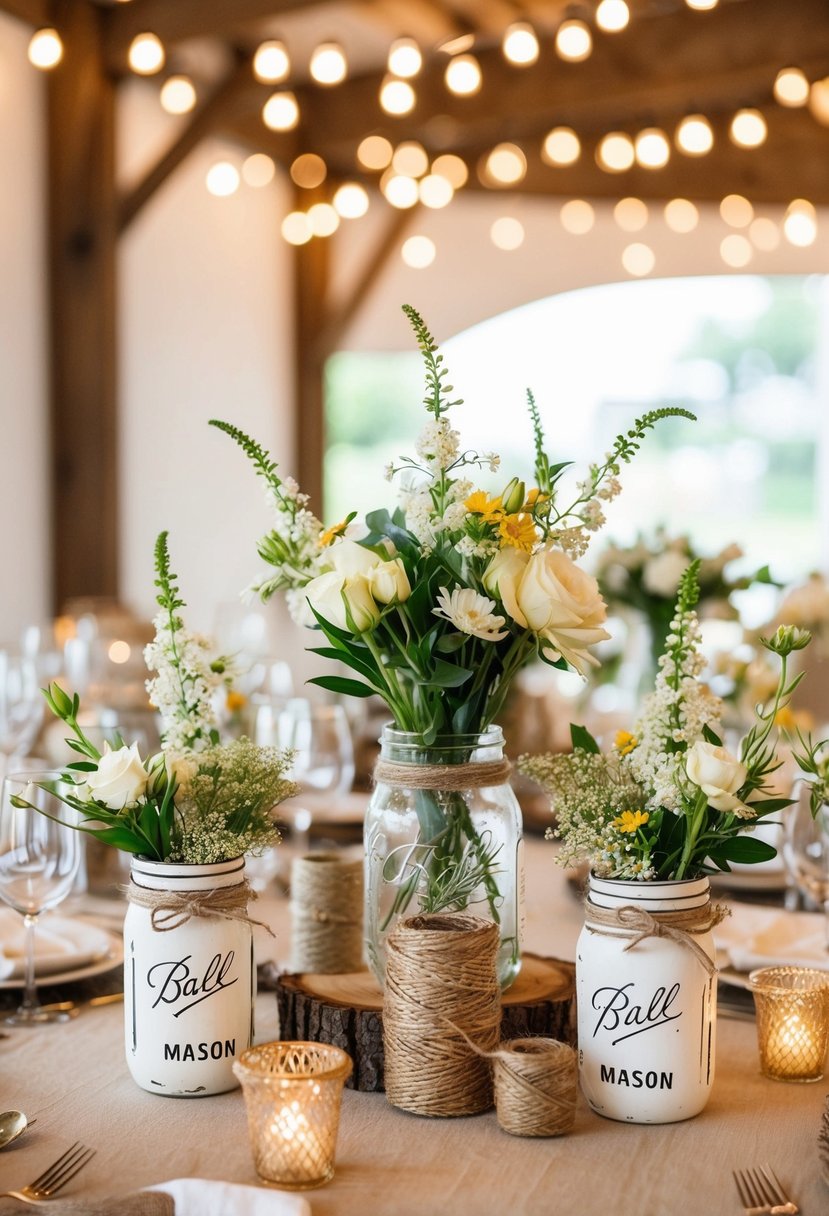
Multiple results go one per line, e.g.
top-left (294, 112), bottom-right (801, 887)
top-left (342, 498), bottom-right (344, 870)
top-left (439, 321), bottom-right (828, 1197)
top-left (290, 853), bottom-right (364, 973)
top-left (584, 900), bottom-right (729, 978)
top-left (383, 913), bottom-right (501, 1117)
top-left (126, 878), bottom-right (274, 936)
top-left (373, 759), bottom-right (512, 792)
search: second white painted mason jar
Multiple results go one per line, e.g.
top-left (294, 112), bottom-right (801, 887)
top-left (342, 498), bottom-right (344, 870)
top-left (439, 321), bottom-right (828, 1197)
top-left (576, 874), bottom-right (717, 1124)
top-left (124, 857), bottom-right (255, 1097)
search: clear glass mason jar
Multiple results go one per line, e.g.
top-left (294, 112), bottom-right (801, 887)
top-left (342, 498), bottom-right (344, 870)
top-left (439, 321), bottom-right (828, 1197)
top-left (364, 726), bottom-right (523, 989)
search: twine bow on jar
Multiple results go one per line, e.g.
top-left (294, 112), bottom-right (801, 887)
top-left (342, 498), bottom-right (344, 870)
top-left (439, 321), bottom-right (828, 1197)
top-left (584, 900), bottom-right (730, 977)
top-left (126, 879), bottom-right (274, 936)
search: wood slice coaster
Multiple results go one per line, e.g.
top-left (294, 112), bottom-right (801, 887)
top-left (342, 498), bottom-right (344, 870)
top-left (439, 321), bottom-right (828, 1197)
top-left (269, 954), bottom-right (575, 1093)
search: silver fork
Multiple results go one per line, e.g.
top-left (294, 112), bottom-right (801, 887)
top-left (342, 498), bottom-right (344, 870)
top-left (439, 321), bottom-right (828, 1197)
top-left (733, 1164), bottom-right (799, 1215)
top-left (0, 1141), bottom-right (96, 1205)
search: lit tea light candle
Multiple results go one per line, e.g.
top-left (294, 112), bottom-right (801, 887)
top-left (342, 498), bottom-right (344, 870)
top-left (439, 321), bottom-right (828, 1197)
top-left (749, 966), bottom-right (829, 1083)
top-left (234, 1042), bottom-right (352, 1189)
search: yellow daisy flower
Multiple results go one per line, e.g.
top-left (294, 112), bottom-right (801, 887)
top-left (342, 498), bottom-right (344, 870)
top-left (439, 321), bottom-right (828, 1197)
top-left (523, 487), bottom-right (549, 510)
top-left (319, 518), bottom-right (350, 548)
top-left (614, 730), bottom-right (638, 756)
top-left (498, 513), bottom-right (536, 552)
top-left (612, 809), bottom-right (649, 834)
top-left (464, 491), bottom-right (503, 521)
top-left (774, 705), bottom-right (814, 733)
top-left (226, 691), bottom-right (247, 713)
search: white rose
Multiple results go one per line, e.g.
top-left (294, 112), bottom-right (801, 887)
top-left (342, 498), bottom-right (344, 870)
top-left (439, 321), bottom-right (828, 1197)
top-left (326, 538), bottom-right (382, 579)
top-left (485, 548), bottom-right (609, 676)
top-left (685, 740), bottom-right (751, 816)
top-left (303, 570), bottom-right (380, 633)
top-left (368, 558), bottom-right (411, 604)
top-left (85, 741), bottom-right (148, 810)
top-left (642, 550), bottom-right (690, 597)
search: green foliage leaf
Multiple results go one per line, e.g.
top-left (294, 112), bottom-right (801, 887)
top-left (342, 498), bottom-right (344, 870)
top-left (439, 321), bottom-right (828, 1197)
top-left (708, 836), bottom-right (778, 864)
top-left (702, 723), bottom-right (723, 746)
top-left (435, 632), bottom-right (468, 654)
top-left (570, 723), bottom-right (600, 754)
top-left (364, 508), bottom-right (418, 555)
top-left (307, 675), bottom-right (377, 698)
top-left (424, 659), bottom-right (474, 689)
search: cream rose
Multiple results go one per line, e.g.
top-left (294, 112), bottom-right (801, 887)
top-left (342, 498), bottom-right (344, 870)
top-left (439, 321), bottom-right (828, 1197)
top-left (85, 741), bottom-right (148, 810)
top-left (642, 550), bottom-right (690, 597)
top-left (326, 538), bottom-right (383, 579)
top-left (485, 548), bottom-right (609, 676)
top-left (368, 558), bottom-right (411, 605)
top-left (303, 570), bottom-right (380, 633)
top-left (685, 740), bottom-right (752, 816)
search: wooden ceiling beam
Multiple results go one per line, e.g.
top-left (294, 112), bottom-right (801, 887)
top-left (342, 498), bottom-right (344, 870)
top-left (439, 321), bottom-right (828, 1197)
top-left (118, 54), bottom-right (255, 231)
top-left (0, 0), bottom-right (50, 26)
top-left (103, 0), bottom-right (327, 71)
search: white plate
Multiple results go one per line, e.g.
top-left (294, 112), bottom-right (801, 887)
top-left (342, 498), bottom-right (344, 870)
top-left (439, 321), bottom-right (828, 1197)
top-left (0, 928), bottom-right (123, 991)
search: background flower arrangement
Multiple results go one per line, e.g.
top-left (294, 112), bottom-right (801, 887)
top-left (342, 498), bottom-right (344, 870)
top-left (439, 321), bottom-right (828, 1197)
top-left (15, 532), bottom-right (297, 864)
top-left (521, 561), bottom-right (809, 881)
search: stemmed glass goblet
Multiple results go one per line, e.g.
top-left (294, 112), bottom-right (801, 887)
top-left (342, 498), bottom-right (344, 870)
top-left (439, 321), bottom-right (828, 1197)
top-left (782, 782), bottom-right (829, 947)
top-left (0, 772), bottom-right (81, 1024)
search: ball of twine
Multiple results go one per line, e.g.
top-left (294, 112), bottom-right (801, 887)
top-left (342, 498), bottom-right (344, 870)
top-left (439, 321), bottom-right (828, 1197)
top-left (383, 912), bottom-right (500, 1118)
top-left (289, 853), bottom-right (364, 973)
top-left (493, 1037), bottom-right (577, 1138)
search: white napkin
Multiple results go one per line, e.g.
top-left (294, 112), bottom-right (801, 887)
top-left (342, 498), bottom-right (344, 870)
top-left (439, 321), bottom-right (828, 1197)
top-left (0, 909), bottom-right (112, 980)
top-left (715, 901), bottom-right (829, 973)
top-left (148, 1179), bottom-right (311, 1216)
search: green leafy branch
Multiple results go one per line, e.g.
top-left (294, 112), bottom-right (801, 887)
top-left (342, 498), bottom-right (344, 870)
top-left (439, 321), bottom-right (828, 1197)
top-left (402, 303), bottom-right (463, 418)
top-left (208, 418), bottom-right (283, 498)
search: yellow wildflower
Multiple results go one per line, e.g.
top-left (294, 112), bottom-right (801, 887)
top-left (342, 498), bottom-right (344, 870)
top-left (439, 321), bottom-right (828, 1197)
top-left (774, 705), bottom-right (815, 733)
top-left (226, 691), bottom-right (247, 713)
top-left (498, 513), bottom-right (537, 553)
top-left (614, 730), bottom-right (638, 756)
top-left (613, 810), bottom-right (649, 834)
top-left (319, 518), bottom-right (350, 548)
top-left (523, 488), bottom-right (549, 510)
top-left (464, 491), bottom-right (503, 521)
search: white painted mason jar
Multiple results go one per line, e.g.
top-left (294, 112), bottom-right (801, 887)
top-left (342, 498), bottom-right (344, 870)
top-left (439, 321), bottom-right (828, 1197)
top-left (124, 857), bottom-right (255, 1097)
top-left (576, 874), bottom-right (717, 1124)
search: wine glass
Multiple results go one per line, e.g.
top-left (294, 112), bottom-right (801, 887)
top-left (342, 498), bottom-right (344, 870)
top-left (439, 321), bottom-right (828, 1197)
top-left (0, 653), bottom-right (42, 766)
top-left (0, 772), bottom-right (81, 1024)
top-left (781, 782), bottom-right (829, 947)
top-left (279, 700), bottom-right (355, 796)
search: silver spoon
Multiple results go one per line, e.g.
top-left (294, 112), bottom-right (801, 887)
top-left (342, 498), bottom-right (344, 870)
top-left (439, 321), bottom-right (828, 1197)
top-left (0, 1110), bottom-right (36, 1149)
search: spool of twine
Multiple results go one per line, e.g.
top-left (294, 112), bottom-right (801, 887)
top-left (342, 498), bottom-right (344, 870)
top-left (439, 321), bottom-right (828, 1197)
top-left (290, 853), bottom-right (364, 973)
top-left (383, 912), bottom-right (500, 1117)
top-left (493, 1038), bottom-right (577, 1138)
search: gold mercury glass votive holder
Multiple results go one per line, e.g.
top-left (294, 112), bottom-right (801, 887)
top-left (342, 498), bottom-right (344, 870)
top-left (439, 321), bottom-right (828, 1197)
top-left (233, 1041), bottom-right (353, 1189)
top-left (749, 966), bottom-right (829, 1083)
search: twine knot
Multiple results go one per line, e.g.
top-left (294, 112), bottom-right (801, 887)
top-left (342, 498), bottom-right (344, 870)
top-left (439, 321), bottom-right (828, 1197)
top-left (585, 899), bottom-right (729, 978)
top-left (127, 877), bottom-right (274, 936)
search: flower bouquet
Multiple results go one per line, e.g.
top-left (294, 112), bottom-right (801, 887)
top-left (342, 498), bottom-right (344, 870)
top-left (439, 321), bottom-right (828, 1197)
top-left (213, 305), bottom-right (693, 981)
top-left (521, 563), bottom-right (809, 1122)
top-left (595, 528), bottom-right (774, 676)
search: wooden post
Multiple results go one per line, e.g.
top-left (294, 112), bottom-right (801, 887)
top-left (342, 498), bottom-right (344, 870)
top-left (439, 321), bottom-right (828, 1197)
top-left (293, 191), bottom-right (330, 518)
top-left (46, 0), bottom-right (118, 610)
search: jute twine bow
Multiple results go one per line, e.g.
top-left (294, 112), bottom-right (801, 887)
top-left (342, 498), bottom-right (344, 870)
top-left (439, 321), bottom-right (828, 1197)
top-left (126, 878), bottom-right (274, 936)
top-left (492, 1038), bottom-right (577, 1138)
top-left (383, 912), bottom-right (501, 1117)
top-left (373, 758), bottom-right (512, 792)
top-left (584, 900), bottom-right (730, 977)
top-left (290, 852), bottom-right (364, 973)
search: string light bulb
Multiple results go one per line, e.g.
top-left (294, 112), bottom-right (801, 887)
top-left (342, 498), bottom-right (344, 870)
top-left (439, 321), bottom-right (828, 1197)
top-left (380, 76), bottom-right (416, 114)
top-left (685, 0), bottom-right (718, 9)
top-left (281, 212), bottom-right (313, 246)
top-left (310, 42), bottom-right (347, 85)
top-left (635, 127), bottom-right (670, 168)
top-left (774, 67), bottom-right (809, 107)
top-left (622, 242), bottom-right (655, 276)
top-left (388, 37), bottom-right (422, 78)
top-left (445, 54), bottom-right (482, 96)
top-left (596, 131), bottom-right (634, 172)
top-left (664, 198), bottom-right (699, 233)
top-left (555, 20), bottom-right (592, 62)
top-left (502, 23), bottom-right (539, 66)
top-left (730, 108), bottom-right (767, 148)
top-left (242, 154), bottom-right (276, 188)
top-left (720, 234), bottom-right (753, 268)
top-left (431, 154), bottom-right (468, 188)
top-left (381, 173), bottom-right (419, 208)
top-left (720, 194), bottom-right (753, 228)
top-left (307, 202), bottom-right (339, 236)
top-left (596, 1), bottom-right (630, 33)
top-left (401, 236), bottom-right (436, 269)
top-left (357, 135), bottom-right (393, 170)
top-left (560, 199), bottom-right (595, 234)
top-left (160, 76), bottom-right (196, 115)
top-left (262, 91), bottom-right (299, 131)
top-left (128, 32), bottom-right (165, 75)
top-left (419, 174), bottom-right (454, 208)
top-left (253, 40), bottom-right (290, 83)
top-left (675, 114), bottom-right (713, 156)
top-left (808, 78), bottom-right (829, 126)
top-left (28, 28), bottom-right (63, 70)
top-left (392, 142), bottom-right (429, 178)
top-left (784, 199), bottom-right (817, 247)
top-left (614, 197), bottom-right (648, 232)
top-left (333, 183), bottom-right (369, 218)
top-left (484, 143), bottom-right (527, 186)
top-left (749, 217), bottom-right (780, 251)
top-left (290, 154), bottom-right (327, 189)
top-left (542, 127), bottom-right (581, 165)
top-left (205, 162), bottom-right (240, 197)
top-left (490, 217), bottom-right (525, 250)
